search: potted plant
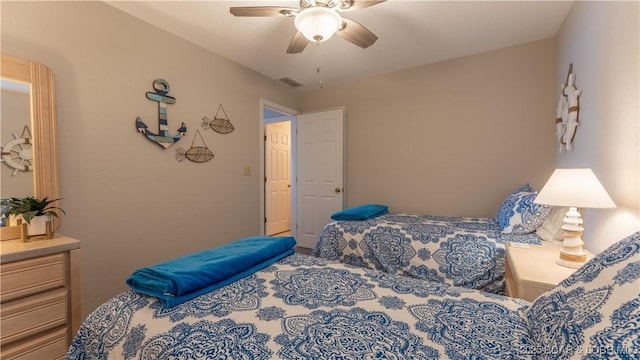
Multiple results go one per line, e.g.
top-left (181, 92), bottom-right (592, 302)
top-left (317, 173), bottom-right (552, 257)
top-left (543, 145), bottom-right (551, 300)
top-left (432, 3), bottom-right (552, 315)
top-left (0, 196), bottom-right (65, 237)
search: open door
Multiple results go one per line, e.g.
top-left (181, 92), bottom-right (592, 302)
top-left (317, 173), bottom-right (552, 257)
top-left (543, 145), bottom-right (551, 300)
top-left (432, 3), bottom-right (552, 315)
top-left (295, 108), bottom-right (345, 249)
top-left (265, 121), bottom-right (291, 235)
top-left (261, 101), bottom-right (296, 239)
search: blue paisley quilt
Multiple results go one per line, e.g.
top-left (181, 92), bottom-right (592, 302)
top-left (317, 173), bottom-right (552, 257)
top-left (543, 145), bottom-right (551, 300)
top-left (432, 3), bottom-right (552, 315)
top-left (312, 213), bottom-right (542, 293)
top-left (67, 254), bottom-right (532, 359)
top-left (67, 231), bottom-right (640, 359)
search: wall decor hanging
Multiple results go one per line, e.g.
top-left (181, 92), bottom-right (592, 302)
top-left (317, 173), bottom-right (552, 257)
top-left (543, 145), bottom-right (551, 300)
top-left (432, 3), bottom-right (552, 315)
top-left (555, 64), bottom-right (582, 152)
top-left (1, 125), bottom-right (33, 175)
top-left (135, 79), bottom-right (187, 149)
top-left (176, 129), bottom-right (214, 163)
top-left (201, 104), bottom-right (235, 134)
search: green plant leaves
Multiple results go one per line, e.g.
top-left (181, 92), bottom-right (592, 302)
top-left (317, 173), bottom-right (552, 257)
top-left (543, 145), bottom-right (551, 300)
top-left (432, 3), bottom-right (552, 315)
top-left (0, 196), bottom-right (65, 224)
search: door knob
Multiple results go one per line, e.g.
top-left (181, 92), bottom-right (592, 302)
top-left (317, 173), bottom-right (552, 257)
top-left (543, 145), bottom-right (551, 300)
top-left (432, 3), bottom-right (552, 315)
top-left (335, 187), bottom-right (342, 193)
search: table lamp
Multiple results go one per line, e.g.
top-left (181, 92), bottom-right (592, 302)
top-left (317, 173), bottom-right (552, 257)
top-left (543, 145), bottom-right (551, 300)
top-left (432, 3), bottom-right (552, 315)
top-left (534, 168), bottom-right (616, 268)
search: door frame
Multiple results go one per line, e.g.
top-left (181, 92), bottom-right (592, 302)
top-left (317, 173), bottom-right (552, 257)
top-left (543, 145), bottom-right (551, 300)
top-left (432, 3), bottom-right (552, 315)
top-left (259, 99), bottom-right (299, 238)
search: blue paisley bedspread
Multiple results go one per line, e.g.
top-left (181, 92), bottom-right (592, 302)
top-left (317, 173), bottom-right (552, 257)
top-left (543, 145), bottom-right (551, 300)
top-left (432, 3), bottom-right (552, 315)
top-left (312, 212), bottom-right (541, 293)
top-left (66, 232), bottom-right (640, 359)
top-left (67, 232), bottom-right (640, 359)
top-left (66, 253), bottom-right (533, 359)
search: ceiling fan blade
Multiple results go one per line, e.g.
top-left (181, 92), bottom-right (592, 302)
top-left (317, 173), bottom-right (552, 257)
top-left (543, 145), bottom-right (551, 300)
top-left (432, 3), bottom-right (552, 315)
top-left (341, 0), bottom-right (386, 11)
top-left (229, 6), bottom-right (297, 17)
top-left (286, 31), bottom-right (310, 54)
top-left (336, 18), bottom-right (378, 49)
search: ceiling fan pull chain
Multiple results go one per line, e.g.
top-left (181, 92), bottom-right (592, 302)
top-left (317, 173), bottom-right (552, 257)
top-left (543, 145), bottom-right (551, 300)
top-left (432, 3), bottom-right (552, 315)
top-left (315, 43), bottom-right (324, 88)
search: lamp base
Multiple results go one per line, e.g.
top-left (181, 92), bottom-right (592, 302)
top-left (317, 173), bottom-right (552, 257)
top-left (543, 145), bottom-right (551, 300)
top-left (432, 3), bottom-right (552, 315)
top-left (556, 252), bottom-right (587, 268)
top-left (556, 207), bottom-right (588, 269)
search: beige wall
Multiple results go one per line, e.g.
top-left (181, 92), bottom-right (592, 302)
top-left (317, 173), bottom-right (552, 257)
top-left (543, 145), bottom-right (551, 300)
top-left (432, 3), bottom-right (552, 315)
top-left (555, 1), bottom-right (640, 252)
top-left (300, 38), bottom-right (557, 218)
top-left (1, 1), bottom-right (300, 316)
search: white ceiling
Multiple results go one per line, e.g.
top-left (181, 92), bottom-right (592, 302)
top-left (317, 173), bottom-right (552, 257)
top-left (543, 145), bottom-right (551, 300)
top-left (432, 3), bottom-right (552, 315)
top-left (106, 0), bottom-right (573, 91)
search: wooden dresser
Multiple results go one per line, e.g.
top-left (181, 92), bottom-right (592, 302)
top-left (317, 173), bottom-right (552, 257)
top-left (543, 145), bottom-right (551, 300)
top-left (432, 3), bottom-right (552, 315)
top-left (0, 235), bottom-right (80, 360)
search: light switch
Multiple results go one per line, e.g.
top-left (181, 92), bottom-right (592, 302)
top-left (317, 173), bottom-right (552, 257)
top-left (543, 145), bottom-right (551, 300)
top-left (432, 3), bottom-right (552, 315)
top-left (243, 166), bottom-right (251, 176)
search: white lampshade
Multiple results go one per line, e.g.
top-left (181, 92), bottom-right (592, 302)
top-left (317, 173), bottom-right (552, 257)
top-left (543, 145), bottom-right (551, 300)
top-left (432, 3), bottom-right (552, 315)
top-left (294, 7), bottom-right (342, 43)
top-left (534, 168), bottom-right (616, 208)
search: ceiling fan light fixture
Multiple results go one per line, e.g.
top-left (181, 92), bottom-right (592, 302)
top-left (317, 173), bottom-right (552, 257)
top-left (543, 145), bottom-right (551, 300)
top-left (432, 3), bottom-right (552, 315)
top-left (294, 7), bottom-right (342, 43)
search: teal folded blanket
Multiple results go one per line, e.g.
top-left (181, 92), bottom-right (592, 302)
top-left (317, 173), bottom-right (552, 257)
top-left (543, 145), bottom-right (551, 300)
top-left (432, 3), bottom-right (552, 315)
top-left (331, 204), bottom-right (389, 221)
top-left (126, 236), bottom-right (296, 307)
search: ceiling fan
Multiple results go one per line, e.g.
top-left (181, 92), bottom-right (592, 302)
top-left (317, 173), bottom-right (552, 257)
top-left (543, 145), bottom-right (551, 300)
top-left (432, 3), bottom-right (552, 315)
top-left (230, 0), bottom-right (386, 54)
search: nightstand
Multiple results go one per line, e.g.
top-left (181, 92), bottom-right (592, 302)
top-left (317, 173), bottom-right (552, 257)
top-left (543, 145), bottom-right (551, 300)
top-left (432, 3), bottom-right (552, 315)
top-left (504, 242), bottom-right (592, 302)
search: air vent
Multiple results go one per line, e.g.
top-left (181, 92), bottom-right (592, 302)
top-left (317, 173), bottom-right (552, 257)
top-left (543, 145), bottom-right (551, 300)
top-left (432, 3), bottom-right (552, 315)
top-left (278, 77), bottom-right (303, 88)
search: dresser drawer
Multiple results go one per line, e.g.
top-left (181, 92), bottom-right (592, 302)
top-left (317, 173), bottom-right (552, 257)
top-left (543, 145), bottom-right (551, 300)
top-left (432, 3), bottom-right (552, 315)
top-left (0, 288), bottom-right (68, 346)
top-left (0, 254), bottom-right (66, 303)
top-left (0, 327), bottom-right (68, 360)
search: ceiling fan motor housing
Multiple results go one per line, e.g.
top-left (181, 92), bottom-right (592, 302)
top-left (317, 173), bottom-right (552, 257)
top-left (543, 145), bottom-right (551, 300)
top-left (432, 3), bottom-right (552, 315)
top-left (294, 7), bottom-right (343, 42)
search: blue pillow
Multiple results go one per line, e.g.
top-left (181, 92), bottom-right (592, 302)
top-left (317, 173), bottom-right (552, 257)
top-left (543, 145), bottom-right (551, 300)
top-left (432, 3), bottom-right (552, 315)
top-left (330, 204), bottom-right (388, 221)
top-left (496, 184), bottom-right (551, 234)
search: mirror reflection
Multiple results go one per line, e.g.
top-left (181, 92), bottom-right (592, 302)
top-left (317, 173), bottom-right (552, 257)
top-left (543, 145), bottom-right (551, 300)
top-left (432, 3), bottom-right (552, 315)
top-left (0, 55), bottom-right (60, 238)
top-left (1, 79), bottom-right (35, 226)
top-left (1, 81), bottom-right (34, 184)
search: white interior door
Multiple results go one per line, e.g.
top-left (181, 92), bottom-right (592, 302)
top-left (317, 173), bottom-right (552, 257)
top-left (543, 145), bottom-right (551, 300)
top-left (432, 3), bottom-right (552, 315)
top-left (265, 122), bottom-right (291, 235)
top-left (296, 108), bottom-right (345, 248)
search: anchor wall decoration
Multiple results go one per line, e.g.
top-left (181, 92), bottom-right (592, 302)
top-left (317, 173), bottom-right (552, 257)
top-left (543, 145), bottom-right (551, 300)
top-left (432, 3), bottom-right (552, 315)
top-left (135, 79), bottom-right (187, 149)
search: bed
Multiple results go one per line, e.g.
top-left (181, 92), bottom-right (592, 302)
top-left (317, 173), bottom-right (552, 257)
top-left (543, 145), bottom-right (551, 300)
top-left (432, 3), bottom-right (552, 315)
top-left (312, 184), bottom-right (558, 293)
top-left (66, 232), bottom-right (639, 359)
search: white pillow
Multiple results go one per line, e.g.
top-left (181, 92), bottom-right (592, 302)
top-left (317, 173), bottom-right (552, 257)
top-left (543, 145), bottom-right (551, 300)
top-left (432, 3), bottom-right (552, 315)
top-left (535, 206), bottom-right (568, 242)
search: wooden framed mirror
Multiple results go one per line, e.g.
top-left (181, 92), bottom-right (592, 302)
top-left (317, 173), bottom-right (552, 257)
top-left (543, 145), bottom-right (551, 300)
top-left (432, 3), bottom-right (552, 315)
top-left (1, 55), bottom-right (60, 240)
